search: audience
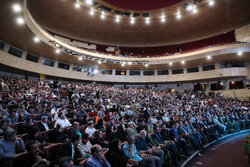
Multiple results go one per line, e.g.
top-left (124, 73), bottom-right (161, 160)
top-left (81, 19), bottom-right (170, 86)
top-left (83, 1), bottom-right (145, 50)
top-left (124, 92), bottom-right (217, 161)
top-left (0, 76), bottom-right (249, 167)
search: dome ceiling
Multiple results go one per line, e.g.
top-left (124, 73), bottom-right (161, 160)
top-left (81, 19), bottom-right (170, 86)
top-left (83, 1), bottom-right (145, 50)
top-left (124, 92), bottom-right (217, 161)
top-left (26, 0), bottom-right (250, 47)
top-left (101, 0), bottom-right (183, 10)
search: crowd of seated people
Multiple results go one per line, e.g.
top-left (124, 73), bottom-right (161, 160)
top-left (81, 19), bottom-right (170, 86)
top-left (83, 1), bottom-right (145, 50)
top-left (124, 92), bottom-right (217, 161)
top-left (0, 76), bottom-right (249, 167)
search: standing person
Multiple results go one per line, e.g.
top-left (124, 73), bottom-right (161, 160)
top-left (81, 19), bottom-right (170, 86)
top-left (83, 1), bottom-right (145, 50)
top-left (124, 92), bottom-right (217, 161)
top-left (86, 144), bottom-right (111, 167)
top-left (0, 129), bottom-right (25, 167)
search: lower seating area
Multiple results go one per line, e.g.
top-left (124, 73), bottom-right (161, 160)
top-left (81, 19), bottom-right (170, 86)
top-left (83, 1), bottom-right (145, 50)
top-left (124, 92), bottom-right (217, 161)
top-left (0, 76), bottom-right (249, 167)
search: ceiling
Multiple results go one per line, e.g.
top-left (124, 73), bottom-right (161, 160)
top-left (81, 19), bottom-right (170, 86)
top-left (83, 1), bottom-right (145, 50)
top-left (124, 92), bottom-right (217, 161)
top-left (0, 0), bottom-right (249, 71)
top-left (101, 0), bottom-right (183, 10)
top-left (26, 0), bottom-right (250, 47)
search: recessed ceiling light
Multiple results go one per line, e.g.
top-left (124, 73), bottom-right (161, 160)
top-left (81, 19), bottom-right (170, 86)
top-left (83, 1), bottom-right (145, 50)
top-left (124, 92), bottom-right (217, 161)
top-left (237, 52), bottom-right (242, 56)
top-left (89, 9), bottom-right (94, 15)
top-left (176, 13), bottom-right (181, 19)
top-left (16, 17), bottom-right (24, 25)
top-left (78, 56), bottom-right (83, 61)
top-left (33, 37), bottom-right (40, 43)
top-left (192, 8), bottom-right (198, 14)
top-left (206, 55), bottom-right (211, 60)
top-left (93, 69), bottom-right (98, 74)
top-left (98, 60), bottom-right (102, 64)
top-left (161, 17), bottom-right (166, 23)
top-left (145, 64), bottom-right (149, 67)
top-left (209, 0), bottom-right (214, 6)
top-left (128, 62), bottom-right (132, 65)
top-left (130, 18), bottom-right (135, 24)
top-left (115, 16), bottom-right (120, 23)
top-left (145, 18), bottom-right (150, 24)
top-left (85, 0), bottom-right (93, 5)
top-left (181, 60), bottom-right (185, 64)
top-left (12, 4), bottom-right (22, 13)
top-left (75, 3), bottom-right (80, 9)
top-left (121, 63), bottom-right (125, 66)
top-left (101, 12), bottom-right (105, 19)
top-left (55, 49), bottom-right (60, 54)
top-left (169, 62), bottom-right (173, 66)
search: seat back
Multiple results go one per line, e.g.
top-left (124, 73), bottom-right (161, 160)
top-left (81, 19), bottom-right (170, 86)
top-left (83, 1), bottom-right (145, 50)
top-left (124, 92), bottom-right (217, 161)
top-left (44, 143), bottom-right (62, 162)
top-left (13, 151), bottom-right (28, 167)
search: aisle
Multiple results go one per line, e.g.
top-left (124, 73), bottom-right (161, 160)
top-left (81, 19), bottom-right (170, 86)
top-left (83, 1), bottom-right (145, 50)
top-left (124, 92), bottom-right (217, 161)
top-left (186, 132), bottom-right (249, 167)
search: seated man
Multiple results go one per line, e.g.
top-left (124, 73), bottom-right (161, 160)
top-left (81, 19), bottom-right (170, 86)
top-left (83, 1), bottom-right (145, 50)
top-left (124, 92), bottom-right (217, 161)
top-left (77, 133), bottom-right (92, 159)
top-left (127, 122), bottom-right (139, 137)
top-left (0, 120), bottom-right (14, 136)
top-left (16, 140), bottom-right (51, 167)
top-left (0, 129), bottom-right (25, 167)
top-left (86, 144), bottom-right (111, 167)
top-left (123, 135), bottom-right (155, 167)
top-left (56, 134), bottom-right (82, 164)
top-left (135, 130), bottom-right (164, 167)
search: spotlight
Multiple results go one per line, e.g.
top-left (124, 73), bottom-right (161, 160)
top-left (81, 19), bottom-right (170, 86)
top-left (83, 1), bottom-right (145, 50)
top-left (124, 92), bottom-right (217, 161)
top-left (128, 62), bottom-right (132, 65)
top-left (12, 4), bottom-right (21, 13)
top-left (33, 37), bottom-right (40, 43)
top-left (220, 82), bottom-right (223, 85)
top-left (145, 64), bottom-right (149, 67)
top-left (237, 52), bottom-right (242, 56)
top-left (206, 55), bottom-right (211, 60)
top-left (98, 60), bottom-right (102, 64)
top-left (169, 62), bottom-right (173, 66)
top-left (55, 49), bottom-right (60, 54)
top-left (192, 7), bottom-right (198, 14)
top-left (130, 18), bottom-right (135, 24)
top-left (231, 81), bottom-right (235, 84)
top-left (16, 17), bottom-right (24, 25)
top-left (181, 60), bottom-right (185, 64)
top-left (185, 4), bottom-right (194, 11)
top-left (209, 0), bottom-right (214, 6)
top-left (121, 62), bottom-right (125, 67)
top-left (161, 17), bottom-right (166, 23)
top-left (75, 3), bottom-right (80, 9)
top-left (115, 16), bottom-right (120, 23)
top-left (78, 56), bottom-right (83, 61)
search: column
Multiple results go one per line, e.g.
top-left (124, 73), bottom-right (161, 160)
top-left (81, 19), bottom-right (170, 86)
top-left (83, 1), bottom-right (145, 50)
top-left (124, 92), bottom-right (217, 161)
top-left (54, 61), bottom-right (59, 68)
top-left (140, 70), bottom-right (143, 76)
top-left (154, 70), bottom-right (158, 76)
top-left (3, 44), bottom-right (10, 53)
top-left (69, 64), bottom-right (73, 71)
top-left (198, 65), bottom-right (203, 72)
top-left (21, 51), bottom-right (27, 60)
top-left (126, 70), bottom-right (129, 76)
top-left (112, 69), bottom-right (115, 75)
top-left (38, 57), bottom-right (43, 64)
top-left (183, 67), bottom-right (187, 74)
top-left (214, 63), bottom-right (220, 69)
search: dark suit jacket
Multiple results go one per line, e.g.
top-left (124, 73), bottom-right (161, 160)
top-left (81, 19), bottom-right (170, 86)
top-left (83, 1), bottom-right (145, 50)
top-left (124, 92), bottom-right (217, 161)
top-left (56, 142), bottom-right (81, 163)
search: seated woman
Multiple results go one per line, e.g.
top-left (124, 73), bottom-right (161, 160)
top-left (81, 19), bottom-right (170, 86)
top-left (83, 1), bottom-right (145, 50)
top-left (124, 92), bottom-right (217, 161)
top-left (49, 124), bottom-right (68, 143)
top-left (106, 124), bottom-right (118, 142)
top-left (106, 139), bottom-right (132, 167)
top-left (90, 130), bottom-right (109, 148)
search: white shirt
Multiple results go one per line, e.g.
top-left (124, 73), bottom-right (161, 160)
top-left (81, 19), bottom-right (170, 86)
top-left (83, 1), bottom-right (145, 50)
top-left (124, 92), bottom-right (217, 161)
top-left (85, 127), bottom-right (96, 137)
top-left (54, 118), bottom-right (72, 128)
top-left (41, 122), bottom-right (49, 131)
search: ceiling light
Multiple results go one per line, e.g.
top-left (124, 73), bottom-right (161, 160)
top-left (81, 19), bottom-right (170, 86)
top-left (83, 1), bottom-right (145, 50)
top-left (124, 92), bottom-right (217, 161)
top-left (181, 60), bottom-right (185, 64)
top-left (206, 55), bottom-right (211, 60)
top-left (93, 69), bottom-right (98, 74)
top-left (130, 18), bottom-right (135, 24)
top-left (145, 18), bottom-right (150, 24)
top-left (186, 4), bottom-right (194, 11)
top-left (169, 62), bottom-right (173, 66)
top-left (101, 12), bottom-right (105, 19)
top-left (75, 3), bottom-right (80, 9)
top-left (121, 62), bottom-right (125, 67)
top-left (89, 9), bottom-right (94, 15)
top-left (115, 16), bottom-right (120, 23)
top-left (128, 62), bottom-right (132, 65)
top-left (237, 52), bottom-right (242, 56)
top-left (55, 49), bottom-right (60, 54)
top-left (78, 56), bottom-right (83, 61)
top-left (16, 17), bottom-right (24, 25)
top-left (12, 4), bottom-right (22, 13)
top-left (85, 0), bottom-right (93, 5)
top-left (192, 7), bottom-right (198, 14)
top-left (209, 0), bottom-right (214, 6)
top-left (98, 60), bottom-right (102, 64)
top-left (161, 17), bottom-right (166, 23)
top-left (145, 64), bottom-right (149, 67)
top-left (176, 13), bottom-right (181, 19)
top-left (33, 37), bottom-right (40, 43)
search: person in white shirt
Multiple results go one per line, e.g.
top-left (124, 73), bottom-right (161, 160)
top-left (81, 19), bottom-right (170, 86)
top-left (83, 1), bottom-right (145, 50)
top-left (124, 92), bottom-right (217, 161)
top-left (85, 122), bottom-right (96, 137)
top-left (54, 113), bottom-right (72, 128)
top-left (77, 133), bottom-right (92, 159)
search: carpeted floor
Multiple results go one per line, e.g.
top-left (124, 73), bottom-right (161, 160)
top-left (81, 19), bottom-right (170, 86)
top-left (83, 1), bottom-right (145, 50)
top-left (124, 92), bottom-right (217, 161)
top-left (186, 132), bottom-right (249, 167)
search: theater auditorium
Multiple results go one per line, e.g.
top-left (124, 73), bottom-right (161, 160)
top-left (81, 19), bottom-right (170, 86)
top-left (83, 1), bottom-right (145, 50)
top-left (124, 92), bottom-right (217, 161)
top-left (0, 0), bottom-right (250, 167)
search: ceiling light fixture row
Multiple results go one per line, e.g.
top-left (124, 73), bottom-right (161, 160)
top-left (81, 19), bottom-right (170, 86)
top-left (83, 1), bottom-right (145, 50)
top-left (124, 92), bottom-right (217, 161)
top-left (74, 0), bottom-right (215, 24)
top-left (12, 4), bottom-right (25, 25)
